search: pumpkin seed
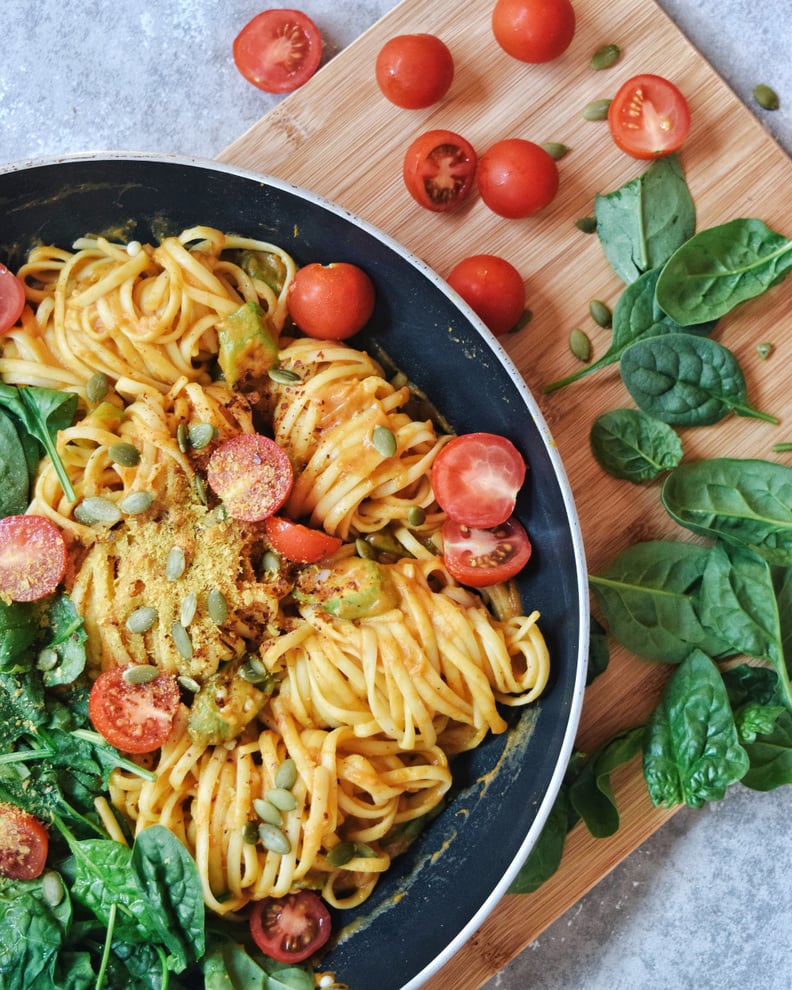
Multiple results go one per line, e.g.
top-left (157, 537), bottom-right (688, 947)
top-left (176, 422), bottom-right (189, 453)
top-left (266, 787), bottom-right (298, 811)
top-left (180, 591), bottom-right (198, 627)
top-left (268, 367), bottom-right (302, 384)
top-left (41, 871), bottom-right (65, 907)
top-left (119, 491), bottom-right (154, 514)
top-left (275, 758), bottom-right (298, 790)
top-left (355, 537), bottom-right (376, 560)
top-left (242, 821), bottom-right (260, 844)
top-left (569, 328), bottom-right (592, 362)
top-left (171, 621), bottom-right (193, 659)
top-left (575, 215), bottom-right (598, 234)
top-left (258, 823), bottom-right (291, 855)
top-left (194, 474), bottom-right (208, 506)
top-left (589, 299), bottom-right (612, 328)
top-left (108, 441), bottom-right (141, 467)
top-left (125, 606), bottom-right (158, 634)
top-left (590, 43), bottom-right (621, 70)
top-left (36, 648), bottom-right (59, 672)
top-left (372, 425), bottom-right (397, 457)
top-left (74, 496), bottom-right (122, 527)
top-left (541, 141), bottom-right (570, 161)
top-left (581, 98), bottom-right (612, 121)
top-left (188, 422), bottom-right (215, 450)
top-left (253, 798), bottom-right (282, 826)
top-left (261, 550), bottom-right (281, 574)
top-left (122, 664), bottom-right (160, 685)
top-left (86, 372), bottom-right (109, 404)
top-left (166, 545), bottom-right (186, 581)
top-left (239, 661), bottom-right (272, 685)
top-left (326, 841), bottom-right (356, 867)
top-left (407, 506), bottom-right (425, 527)
top-left (178, 674), bottom-right (201, 693)
top-left (753, 84), bottom-right (780, 111)
top-left (207, 588), bottom-right (228, 624)
top-left (757, 342), bottom-right (774, 359)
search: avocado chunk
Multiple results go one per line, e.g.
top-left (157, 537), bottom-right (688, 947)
top-left (188, 661), bottom-right (271, 746)
top-left (217, 301), bottom-right (279, 389)
top-left (294, 556), bottom-right (398, 620)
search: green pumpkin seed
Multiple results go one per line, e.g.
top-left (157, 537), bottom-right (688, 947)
top-left (753, 84), bottom-right (780, 111)
top-left (122, 664), bottom-right (160, 685)
top-left (86, 372), bottom-right (109, 404)
top-left (575, 215), bottom-right (598, 234)
top-left (207, 588), bottom-right (228, 624)
top-left (261, 550), bottom-right (281, 574)
top-left (176, 422), bottom-right (189, 453)
top-left (178, 674), bottom-right (201, 693)
top-left (74, 496), bottom-right (122, 527)
top-left (372, 425), bottom-right (397, 457)
top-left (275, 758), bottom-right (298, 790)
top-left (326, 841), bottom-right (356, 867)
top-left (171, 621), bottom-right (193, 659)
top-left (108, 441), bottom-right (141, 467)
top-left (166, 545), bottom-right (186, 581)
top-left (41, 871), bottom-right (65, 907)
top-left (253, 798), bottom-right (282, 826)
top-left (407, 506), bottom-right (425, 527)
top-left (268, 367), bottom-right (302, 384)
top-left (590, 43), bottom-right (621, 70)
top-left (569, 328), bottom-right (592, 362)
top-left (355, 537), bottom-right (376, 560)
top-left (589, 299), bottom-right (612, 328)
top-left (757, 342), bottom-right (774, 359)
top-left (581, 98), bottom-right (612, 121)
top-left (258, 823), bottom-right (291, 855)
top-left (541, 141), bottom-right (570, 161)
top-left (36, 648), bottom-right (59, 671)
top-left (119, 491), bottom-right (154, 514)
top-left (239, 661), bottom-right (272, 685)
top-left (188, 422), bottom-right (215, 450)
top-left (180, 591), bottom-right (198, 627)
top-left (242, 821), bottom-right (260, 844)
top-left (266, 787), bottom-right (297, 811)
top-left (126, 606), bottom-right (158, 634)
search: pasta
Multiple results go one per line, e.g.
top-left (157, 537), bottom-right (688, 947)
top-left (2, 226), bottom-right (549, 917)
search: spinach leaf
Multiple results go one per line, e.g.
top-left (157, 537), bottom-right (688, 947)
top-left (0, 383), bottom-right (78, 502)
top-left (655, 218), bottom-right (792, 324)
top-left (590, 407), bottom-right (683, 483)
top-left (643, 649), bottom-right (749, 807)
top-left (0, 598), bottom-right (38, 671)
top-left (203, 936), bottom-right (315, 990)
top-left (567, 726), bottom-right (644, 837)
top-left (0, 873), bottom-right (72, 990)
top-left (741, 709), bottom-right (792, 790)
top-left (661, 458), bottom-right (792, 566)
top-left (508, 788), bottom-right (571, 894)
top-left (589, 540), bottom-right (733, 663)
top-left (620, 333), bottom-right (778, 426)
top-left (0, 409), bottom-right (31, 517)
top-left (39, 594), bottom-right (88, 688)
top-left (587, 615), bottom-right (610, 685)
top-left (594, 154), bottom-right (695, 284)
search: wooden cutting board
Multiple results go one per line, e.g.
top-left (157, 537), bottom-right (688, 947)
top-left (220, 0), bottom-right (792, 986)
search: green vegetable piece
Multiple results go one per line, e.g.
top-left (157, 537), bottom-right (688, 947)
top-left (568, 726), bottom-right (644, 837)
top-left (590, 408), bottom-right (683, 483)
top-left (655, 218), bottom-right (792, 324)
top-left (661, 457), bottom-right (792, 566)
top-left (620, 333), bottom-right (778, 426)
top-left (643, 649), bottom-right (749, 808)
top-left (741, 709), bottom-right (792, 790)
top-left (594, 154), bottom-right (695, 284)
top-left (187, 663), bottom-right (271, 746)
top-left (589, 540), bottom-right (733, 663)
top-left (508, 787), bottom-right (571, 893)
top-left (0, 408), bottom-right (31, 516)
top-left (217, 301), bottom-right (279, 388)
top-left (294, 556), bottom-right (398, 620)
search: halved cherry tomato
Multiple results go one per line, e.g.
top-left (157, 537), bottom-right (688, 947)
top-left (446, 255), bottom-right (526, 336)
top-left (0, 263), bottom-right (26, 335)
top-left (477, 139), bottom-right (559, 219)
top-left (207, 434), bottom-right (293, 522)
top-left (0, 805), bottom-right (49, 880)
top-left (431, 433), bottom-right (526, 529)
top-left (233, 9), bottom-right (323, 94)
top-left (0, 514), bottom-right (67, 602)
top-left (492, 0), bottom-right (576, 63)
top-left (608, 73), bottom-right (691, 159)
top-left (250, 890), bottom-right (332, 963)
top-left (442, 516), bottom-right (532, 587)
top-left (88, 665), bottom-right (180, 754)
top-left (403, 129), bottom-right (478, 212)
top-left (265, 516), bottom-right (342, 563)
top-left (287, 262), bottom-right (375, 340)
top-left (375, 33), bottom-right (454, 109)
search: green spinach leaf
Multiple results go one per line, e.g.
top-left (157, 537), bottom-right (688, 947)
top-left (661, 458), bottom-right (792, 566)
top-left (0, 873), bottom-right (72, 990)
top-left (643, 649), bottom-right (749, 807)
top-left (620, 333), bottom-right (778, 426)
top-left (590, 407), bottom-right (683, 483)
top-left (567, 727), bottom-right (644, 837)
top-left (594, 154), bottom-right (696, 284)
top-left (0, 409), bottom-right (31, 517)
top-left (741, 709), bottom-right (792, 790)
top-left (587, 615), bottom-right (610, 685)
top-left (655, 218), bottom-right (792, 324)
top-left (508, 788), bottom-right (571, 894)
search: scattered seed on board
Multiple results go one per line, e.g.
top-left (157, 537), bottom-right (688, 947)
top-left (757, 342), bottom-right (774, 359)
top-left (258, 823), bottom-right (292, 855)
top-left (119, 491), bottom-right (154, 515)
top-left (372, 425), bottom-right (397, 457)
top-left (581, 98), bottom-right (612, 120)
top-left (122, 664), bottom-right (160, 685)
top-left (125, 606), bottom-right (158, 634)
top-left (589, 299), bottom-right (612, 328)
top-left (569, 328), bottom-right (592, 362)
top-left (74, 496), bottom-right (122, 527)
top-left (575, 216), bottom-right (598, 234)
top-left (541, 141), bottom-right (570, 161)
top-left (590, 43), bottom-right (621, 70)
top-left (166, 545), bottom-right (186, 581)
top-left (753, 84), bottom-right (780, 111)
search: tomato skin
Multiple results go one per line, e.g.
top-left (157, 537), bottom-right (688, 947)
top-left (0, 805), bottom-right (49, 881)
top-left (608, 74), bottom-right (691, 159)
top-left (431, 432), bottom-right (526, 529)
top-left (287, 262), bottom-right (375, 340)
top-left (477, 139), bottom-right (559, 219)
top-left (447, 255), bottom-right (526, 336)
top-left (89, 666), bottom-right (180, 754)
top-left (492, 0), bottom-right (576, 63)
top-left (0, 514), bottom-right (67, 602)
top-left (0, 263), bottom-right (26, 335)
top-left (403, 129), bottom-right (478, 212)
top-left (265, 516), bottom-right (342, 563)
top-left (442, 517), bottom-right (532, 587)
top-left (250, 890), bottom-right (332, 963)
top-left (233, 9), bottom-right (323, 94)
top-left (207, 434), bottom-right (294, 522)
top-left (375, 33), bottom-right (454, 109)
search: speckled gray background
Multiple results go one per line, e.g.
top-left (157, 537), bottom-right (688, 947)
top-left (2, 3), bottom-right (791, 989)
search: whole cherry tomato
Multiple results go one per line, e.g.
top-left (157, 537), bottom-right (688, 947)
top-left (288, 262), bottom-right (376, 339)
top-left (477, 139), bottom-right (559, 218)
top-left (492, 0), bottom-right (576, 63)
top-left (447, 254), bottom-right (526, 336)
top-left (376, 33), bottom-right (454, 109)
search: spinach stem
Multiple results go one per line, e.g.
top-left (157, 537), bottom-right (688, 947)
top-left (95, 901), bottom-right (116, 990)
top-left (71, 729), bottom-right (158, 781)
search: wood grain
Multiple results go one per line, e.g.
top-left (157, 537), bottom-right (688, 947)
top-left (219, 0), bottom-right (792, 986)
